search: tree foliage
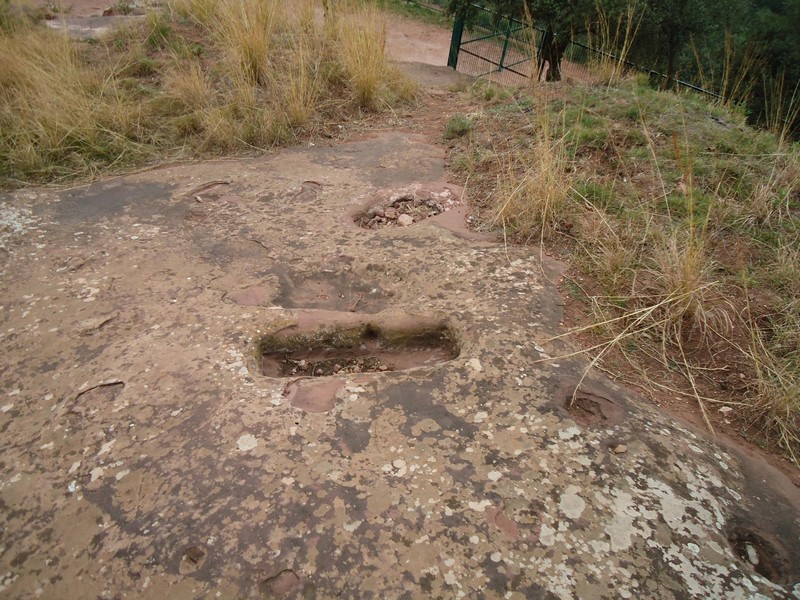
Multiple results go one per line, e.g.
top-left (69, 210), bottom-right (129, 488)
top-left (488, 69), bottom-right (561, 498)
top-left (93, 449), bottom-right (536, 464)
top-left (447, 0), bottom-right (800, 132)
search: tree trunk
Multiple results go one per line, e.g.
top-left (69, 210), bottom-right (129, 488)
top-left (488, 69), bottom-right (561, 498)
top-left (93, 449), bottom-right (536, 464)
top-left (666, 50), bottom-right (676, 89)
top-left (537, 26), bottom-right (553, 80)
top-left (538, 26), bottom-right (568, 82)
top-left (663, 28), bottom-right (681, 89)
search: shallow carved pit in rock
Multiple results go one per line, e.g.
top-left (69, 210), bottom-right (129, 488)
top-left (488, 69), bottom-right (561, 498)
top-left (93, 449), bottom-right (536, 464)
top-left (727, 521), bottom-right (791, 584)
top-left (355, 186), bottom-right (460, 229)
top-left (258, 317), bottom-right (459, 377)
top-left (564, 388), bottom-right (625, 427)
top-left (178, 545), bottom-right (207, 575)
top-left (259, 569), bottom-right (300, 597)
top-left (68, 381), bottom-right (125, 421)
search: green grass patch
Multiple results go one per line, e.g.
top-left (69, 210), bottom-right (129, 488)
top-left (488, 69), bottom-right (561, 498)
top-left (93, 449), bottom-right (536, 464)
top-left (444, 112), bottom-right (472, 139)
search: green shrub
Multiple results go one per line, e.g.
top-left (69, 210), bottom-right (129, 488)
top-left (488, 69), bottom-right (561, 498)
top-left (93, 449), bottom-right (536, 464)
top-left (444, 112), bottom-right (472, 139)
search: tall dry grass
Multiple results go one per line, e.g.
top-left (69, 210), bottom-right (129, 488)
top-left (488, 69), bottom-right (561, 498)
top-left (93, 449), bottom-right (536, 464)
top-left (0, 0), bottom-right (416, 186)
top-left (690, 30), bottom-right (762, 110)
top-left (739, 295), bottom-right (800, 463)
top-left (648, 229), bottom-right (730, 341)
top-left (492, 102), bottom-right (574, 243)
top-left (0, 29), bottom-right (151, 182)
top-left (164, 59), bottom-right (212, 112)
top-left (337, 3), bottom-right (388, 109)
top-left (280, 39), bottom-right (323, 128)
top-left (169, 0), bottom-right (215, 27)
top-left (763, 72), bottom-right (800, 146)
top-left (213, 0), bottom-right (280, 85)
top-left (587, 0), bottom-right (643, 86)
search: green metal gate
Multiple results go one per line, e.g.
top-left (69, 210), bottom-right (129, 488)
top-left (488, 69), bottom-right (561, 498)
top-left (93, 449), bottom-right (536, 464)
top-left (447, 6), bottom-right (542, 82)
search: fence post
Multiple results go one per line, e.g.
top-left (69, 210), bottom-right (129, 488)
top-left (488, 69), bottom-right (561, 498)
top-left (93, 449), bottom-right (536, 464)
top-left (448, 17), bottom-right (464, 69)
top-left (498, 19), bottom-right (512, 72)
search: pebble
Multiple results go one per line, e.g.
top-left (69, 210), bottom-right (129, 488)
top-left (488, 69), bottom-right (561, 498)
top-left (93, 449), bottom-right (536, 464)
top-left (473, 411), bottom-right (488, 423)
top-left (390, 193), bottom-right (414, 206)
top-left (397, 214), bottom-right (414, 227)
top-left (391, 459), bottom-right (407, 477)
top-left (237, 434), bottom-right (258, 452)
top-left (745, 543), bottom-right (759, 565)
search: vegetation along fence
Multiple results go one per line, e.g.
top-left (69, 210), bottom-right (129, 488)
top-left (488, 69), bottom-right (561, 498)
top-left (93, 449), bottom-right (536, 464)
top-left (404, 0), bottom-right (449, 14)
top-left (406, 1), bottom-right (723, 98)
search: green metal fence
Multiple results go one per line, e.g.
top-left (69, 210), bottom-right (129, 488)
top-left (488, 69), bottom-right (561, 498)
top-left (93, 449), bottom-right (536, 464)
top-left (443, 3), bottom-right (552, 85)
top-left (447, 7), bottom-right (540, 82)
top-left (403, 1), bottom-right (725, 98)
top-left (443, 2), bottom-right (724, 98)
top-left (404, 0), bottom-right (448, 14)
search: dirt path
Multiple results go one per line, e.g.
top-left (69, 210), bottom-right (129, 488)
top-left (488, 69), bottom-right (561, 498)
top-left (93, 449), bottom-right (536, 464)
top-left (1, 6), bottom-right (799, 600)
top-left (385, 11), bottom-right (451, 67)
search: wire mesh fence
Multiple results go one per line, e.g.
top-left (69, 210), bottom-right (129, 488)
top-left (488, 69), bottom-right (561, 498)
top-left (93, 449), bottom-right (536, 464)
top-left (405, 0), bottom-right (723, 100)
top-left (449, 8), bottom-right (536, 85)
top-left (458, 22), bottom-right (536, 79)
top-left (403, 1), bottom-right (589, 84)
top-left (404, 0), bottom-right (448, 14)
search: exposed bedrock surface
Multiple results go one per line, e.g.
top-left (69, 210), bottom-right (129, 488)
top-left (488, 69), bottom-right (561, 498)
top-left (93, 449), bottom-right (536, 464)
top-left (1, 132), bottom-right (798, 599)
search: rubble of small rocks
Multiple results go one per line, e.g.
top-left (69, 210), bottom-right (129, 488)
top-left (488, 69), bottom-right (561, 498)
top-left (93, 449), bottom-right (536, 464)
top-left (282, 357), bottom-right (391, 377)
top-left (356, 187), bottom-right (459, 229)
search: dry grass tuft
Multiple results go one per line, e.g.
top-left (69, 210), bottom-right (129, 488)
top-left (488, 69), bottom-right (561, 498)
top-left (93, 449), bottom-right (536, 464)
top-left (0, 29), bottom-right (149, 182)
top-left (588, 0), bottom-right (643, 86)
top-left (492, 106), bottom-right (574, 243)
top-left (212, 0), bottom-right (278, 86)
top-left (164, 59), bottom-right (211, 111)
top-left (770, 244), bottom-right (800, 297)
top-left (648, 230), bottom-right (728, 341)
top-left (169, 0), bottom-right (215, 27)
top-left (735, 154), bottom-right (798, 228)
top-left (745, 300), bottom-right (800, 463)
top-left (337, 3), bottom-right (388, 109)
top-left (763, 72), bottom-right (800, 145)
top-left (0, 0), bottom-right (416, 186)
top-left (280, 40), bottom-right (322, 129)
